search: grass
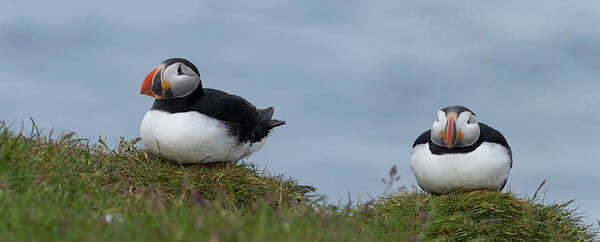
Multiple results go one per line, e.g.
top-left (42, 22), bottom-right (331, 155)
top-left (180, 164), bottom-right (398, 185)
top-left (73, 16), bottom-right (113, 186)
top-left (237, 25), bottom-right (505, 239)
top-left (362, 189), bottom-right (597, 241)
top-left (0, 120), bottom-right (597, 241)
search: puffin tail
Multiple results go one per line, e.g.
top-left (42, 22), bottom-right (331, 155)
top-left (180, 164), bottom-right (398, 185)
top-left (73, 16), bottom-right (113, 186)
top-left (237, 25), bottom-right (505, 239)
top-left (268, 119), bottom-right (286, 128)
top-left (253, 107), bottom-right (286, 142)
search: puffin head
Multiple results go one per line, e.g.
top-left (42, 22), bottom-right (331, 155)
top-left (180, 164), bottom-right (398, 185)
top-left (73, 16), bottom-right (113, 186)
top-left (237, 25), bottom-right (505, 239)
top-left (140, 58), bottom-right (201, 99)
top-left (430, 105), bottom-right (480, 149)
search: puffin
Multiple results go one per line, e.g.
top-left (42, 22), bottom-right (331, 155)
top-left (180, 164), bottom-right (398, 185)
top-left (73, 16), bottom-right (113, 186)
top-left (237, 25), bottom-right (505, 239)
top-left (410, 105), bottom-right (512, 194)
top-left (139, 58), bottom-right (285, 164)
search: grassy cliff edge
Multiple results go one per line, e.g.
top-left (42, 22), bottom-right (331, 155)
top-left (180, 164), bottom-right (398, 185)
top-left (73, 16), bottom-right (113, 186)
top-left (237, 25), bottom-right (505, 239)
top-left (0, 121), bottom-right (596, 241)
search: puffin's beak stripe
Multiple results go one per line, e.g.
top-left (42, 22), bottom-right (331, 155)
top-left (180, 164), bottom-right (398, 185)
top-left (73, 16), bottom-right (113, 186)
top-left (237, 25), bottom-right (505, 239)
top-left (446, 115), bottom-right (453, 148)
top-left (140, 68), bottom-right (159, 97)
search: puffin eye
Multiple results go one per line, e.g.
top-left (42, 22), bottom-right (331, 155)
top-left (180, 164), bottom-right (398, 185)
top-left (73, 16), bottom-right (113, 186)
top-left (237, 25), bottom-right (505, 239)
top-left (468, 115), bottom-right (476, 124)
top-left (177, 65), bottom-right (183, 75)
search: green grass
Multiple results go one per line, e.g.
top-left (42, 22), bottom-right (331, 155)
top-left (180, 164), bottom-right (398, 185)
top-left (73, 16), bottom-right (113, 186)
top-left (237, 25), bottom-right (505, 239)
top-left (0, 121), bottom-right (597, 241)
top-left (361, 189), bottom-right (597, 241)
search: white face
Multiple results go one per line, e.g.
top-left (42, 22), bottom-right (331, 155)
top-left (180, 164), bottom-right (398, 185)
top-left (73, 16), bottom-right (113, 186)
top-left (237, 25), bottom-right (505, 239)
top-left (160, 62), bottom-right (200, 98)
top-left (431, 110), bottom-right (480, 148)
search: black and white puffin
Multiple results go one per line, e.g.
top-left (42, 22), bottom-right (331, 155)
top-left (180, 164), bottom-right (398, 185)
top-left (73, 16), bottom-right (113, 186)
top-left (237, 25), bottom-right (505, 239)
top-left (139, 58), bottom-right (285, 164)
top-left (410, 105), bottom-right (512, 194)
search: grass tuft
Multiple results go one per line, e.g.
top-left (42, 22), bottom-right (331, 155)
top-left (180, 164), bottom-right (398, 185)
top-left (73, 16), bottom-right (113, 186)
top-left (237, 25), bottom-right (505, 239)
top-left (360, 188), bottom-right (597, 241)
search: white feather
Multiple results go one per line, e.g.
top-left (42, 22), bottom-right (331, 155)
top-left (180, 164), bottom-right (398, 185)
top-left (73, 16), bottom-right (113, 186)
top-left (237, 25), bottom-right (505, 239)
top-left (140, 110), bottom-right (266, 164)
top-left (410, 142), bottom-right (511, 194)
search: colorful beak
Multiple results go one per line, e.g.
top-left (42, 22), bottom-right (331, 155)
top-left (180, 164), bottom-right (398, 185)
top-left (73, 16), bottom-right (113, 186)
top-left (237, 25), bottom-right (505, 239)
top-left (140, 67), bottom-right (159, 98)
top-left (444, 113), bottom-right (457, 149)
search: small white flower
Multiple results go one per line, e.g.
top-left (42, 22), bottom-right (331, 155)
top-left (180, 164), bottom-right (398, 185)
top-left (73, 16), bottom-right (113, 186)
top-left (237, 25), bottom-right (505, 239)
top-left (105, 214), bottom-right (113, 223)
top-left (104, 213), bottom-right (124, 223)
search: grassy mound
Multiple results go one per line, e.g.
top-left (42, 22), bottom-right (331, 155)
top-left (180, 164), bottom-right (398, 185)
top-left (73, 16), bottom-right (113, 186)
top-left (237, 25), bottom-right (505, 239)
top-left (0, 121), bottom-right (313, 208)
top-left (0, 121), bottom-right (596, 241)
top-left (361, 190), bottom-right (596, 241)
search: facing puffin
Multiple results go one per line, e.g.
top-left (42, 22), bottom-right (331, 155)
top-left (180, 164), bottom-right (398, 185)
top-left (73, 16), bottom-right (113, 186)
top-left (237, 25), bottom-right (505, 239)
top-left (139, 58), bottom-right (285, 164)
top-left (410, 105), bottom-right (512, 194)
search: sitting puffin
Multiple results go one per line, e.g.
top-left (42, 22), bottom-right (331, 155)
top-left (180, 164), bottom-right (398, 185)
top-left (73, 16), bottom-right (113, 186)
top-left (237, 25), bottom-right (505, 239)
top-left (139, 58), bottom-right (285, 164)
top-left (410, 105), bottom-right (512, 194)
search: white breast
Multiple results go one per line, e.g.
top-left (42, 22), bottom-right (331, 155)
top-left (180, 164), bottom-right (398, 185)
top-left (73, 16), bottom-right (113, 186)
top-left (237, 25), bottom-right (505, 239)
top-left (409, 142), bottom-right (511, 194)
top-left (140, 110), bottom-right (266, 164)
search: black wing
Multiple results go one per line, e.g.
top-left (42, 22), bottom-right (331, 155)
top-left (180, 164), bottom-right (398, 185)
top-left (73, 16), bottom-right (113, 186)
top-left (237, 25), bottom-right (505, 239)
top-left (194, 89), bottom-right (259, 142)
top-left (413, 130), bottom-right (431, 148)
top-left (478, 123), bottom-right (510, 150)
top-left (479, 123), bottom-right (512, 168)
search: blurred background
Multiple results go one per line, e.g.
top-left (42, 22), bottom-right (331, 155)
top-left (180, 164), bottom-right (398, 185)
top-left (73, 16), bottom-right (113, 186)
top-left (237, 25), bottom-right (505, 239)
top-left (1, 0), bottom-right (599, 226)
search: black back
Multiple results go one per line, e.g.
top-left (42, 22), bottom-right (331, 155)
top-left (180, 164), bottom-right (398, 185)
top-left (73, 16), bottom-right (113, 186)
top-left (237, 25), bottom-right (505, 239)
top-left (442, 105), bottom-right (475, 116)
top-left (413, 123), bottom-right (512, 167)
top-left (151, 88), bottom-right (260, 142)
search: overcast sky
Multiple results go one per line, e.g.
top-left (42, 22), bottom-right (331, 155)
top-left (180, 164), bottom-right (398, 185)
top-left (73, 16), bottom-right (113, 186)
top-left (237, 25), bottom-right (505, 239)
top-left (1, 1), bottom-right (599, 226)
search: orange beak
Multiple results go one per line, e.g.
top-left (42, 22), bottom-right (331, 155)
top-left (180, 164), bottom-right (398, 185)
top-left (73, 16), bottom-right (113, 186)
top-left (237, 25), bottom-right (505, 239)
top-left (444, 113), bottom-right (457, 149)
top-left (140, 68), bottom-right (159, 98)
